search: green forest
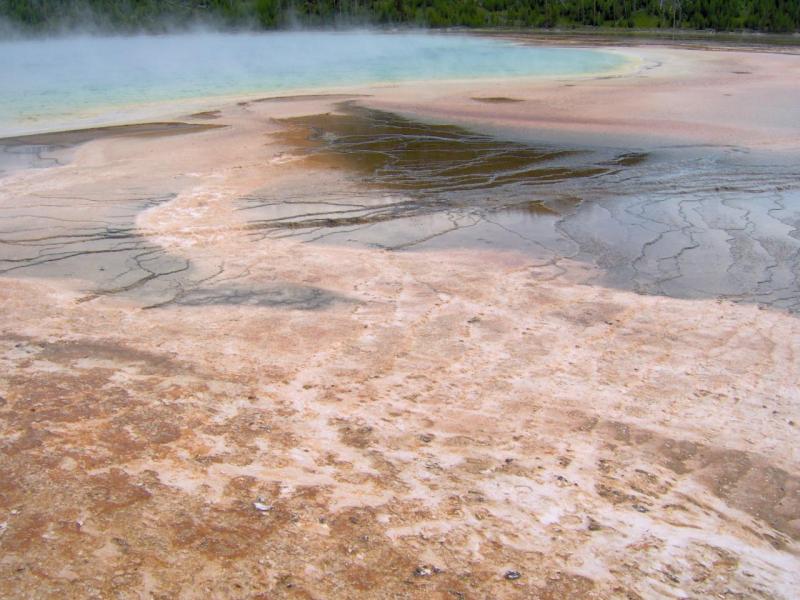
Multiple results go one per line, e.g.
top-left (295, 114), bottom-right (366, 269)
top-left (1, 0), bottom-right (799, 33)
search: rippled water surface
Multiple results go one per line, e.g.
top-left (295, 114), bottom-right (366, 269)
top-left (0, 31), bottom-right (627, 136)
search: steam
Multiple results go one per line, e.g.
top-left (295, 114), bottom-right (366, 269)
top-left (0, 1), bottom-right (387, 40)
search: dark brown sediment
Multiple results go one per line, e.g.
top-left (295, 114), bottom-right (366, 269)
top-left (187, 110), bottom-right (222, 120)
top-left (269, 103), bottom-right (614, 194)
top-left (0, 122), bottom-right (224, 147)
top-left (252, 93), bottom-right (371, 103)
top-left (471, 96), bottom-right (526, 103)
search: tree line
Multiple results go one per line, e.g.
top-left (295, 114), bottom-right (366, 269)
top-left (1, 0), bottom-right (798, 34)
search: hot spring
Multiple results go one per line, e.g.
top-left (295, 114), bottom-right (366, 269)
top-left (0, 30), bottom-right (629, 136)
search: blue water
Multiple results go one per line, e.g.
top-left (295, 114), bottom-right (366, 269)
top-left (0, 31), bottom-right (628, 136)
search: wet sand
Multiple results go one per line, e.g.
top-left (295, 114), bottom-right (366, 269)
top-left (1, 43), bottom-right (799, 599)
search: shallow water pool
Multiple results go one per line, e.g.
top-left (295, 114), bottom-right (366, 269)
top-left (0, 31), bottom-right (628, 136)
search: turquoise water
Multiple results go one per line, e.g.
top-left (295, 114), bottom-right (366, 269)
top-left (0, 31), bottom-right (628, 136)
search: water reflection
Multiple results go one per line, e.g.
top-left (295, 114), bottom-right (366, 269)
top-left (243, 104), bottom-right (800, 312)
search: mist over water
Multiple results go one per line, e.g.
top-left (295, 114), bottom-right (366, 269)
top-left (0, 31), bottom-right (627, 136)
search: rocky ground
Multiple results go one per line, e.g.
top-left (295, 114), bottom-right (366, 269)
top-left (0, 44), bottom-right (799, 599)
